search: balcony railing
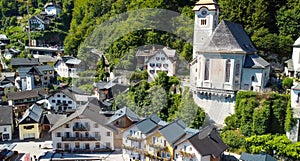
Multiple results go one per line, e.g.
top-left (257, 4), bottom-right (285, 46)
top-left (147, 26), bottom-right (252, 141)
top-left (148, 143), bottom-right (166, 150)
top-left (73, 125), bottom-right (90, 131)
top-left (62, 136), bottom-right (99, 141)
top-left (127, 135), bottom-right (143, 142)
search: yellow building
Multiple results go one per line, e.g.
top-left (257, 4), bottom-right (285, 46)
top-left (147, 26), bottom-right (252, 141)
top-left (145, 119), bottom-right (193, 161)
top-left (18, 104), bottom-right (43, 140)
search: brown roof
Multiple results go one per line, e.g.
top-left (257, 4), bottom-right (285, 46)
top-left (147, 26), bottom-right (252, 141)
top-left (7, 88), bottom-right (48, 100)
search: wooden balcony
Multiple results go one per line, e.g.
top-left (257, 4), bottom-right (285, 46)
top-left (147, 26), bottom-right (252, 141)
top-left (73, 125), bottom-right (90, 131)
top-left (62, 136), bottom-right (99, 141)
top-left (127, 135), bottom-right (143, 142)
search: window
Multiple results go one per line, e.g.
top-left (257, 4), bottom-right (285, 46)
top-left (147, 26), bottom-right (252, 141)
top-left (163, 64), bottom-right (168, 68)
top-left (63, 100), bottom-right (66, 104)
top-left (49, 71), bottom-right (53, 74)
top-left (150, 63), bottom-right (155, 68)
top-left (161, 57), bottom-right (165, 61)
top-left (62, 95), bottom-right (66, 98)
top-left (95, 142), bottom-right (100, 149)
top-left (56, 132), bottom-right (61, 137)
top-left (106, 131), bottom-right (111, 136)
top-left (52, 100), bottom-right (55, 103)
top-left (3, 134), bottom-right (9, 140)
top-left (3, 127), bottom-right (7, 132)
top-left (189, 147), bottom-right (192, 151)
top-left (64, 143), bottom-right (70, 150)
top-left (235, 60), bottom-right (240, 83)
top-left (94, 123), bottom-right (99, 128)
top-left (84, 143), bottom-right (90, 149)
top-left (44, 76), bottom-right (47, 80)
top-left (57, 143), bottom-right (62, 149)
top-left (68, 101), bottom-right (72, 104)
top-left (57, 94), bottom-right (60, 97)
top-left (106, 142), bottom-right (111, 148)
top-left (164, 140), bottom-right (167, 146)
top-left (204, 59), bottom-right (210, 80)
top-left (156, 63), bottom-right (162, 68)
top-left (225, 59), bottom-right (231, 82)
top-left (85, 132), bottom-right (89, 137)
top-left (150, 70), bottom-right (155, 74)
top-left (24, 125), bottom-right (34, 130)
top-left (75, 142), bottom-right (80, 149)
top-left (75, 132), bottom-right (80, 137)
top-left (199, 18), bottom-right (207, 26)
top-left (65, 132), bottom-right (70, 138)
top-left (152, 137), bottom-right (156, 144)
top-left (156, 57), bottom-right (160, 61)
top-left (251, 76), bottom-right (255, 81)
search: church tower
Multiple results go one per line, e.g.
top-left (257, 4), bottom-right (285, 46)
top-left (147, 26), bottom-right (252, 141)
top-left (193, 0), bottom-right (219, 57)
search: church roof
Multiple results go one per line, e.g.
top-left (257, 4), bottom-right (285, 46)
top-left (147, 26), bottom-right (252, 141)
top-left (244, 54), bottom-right (270, 68)
top-left (294, 36), bottom-right (300, 47)
top-left (200, 20), bottom-right (257, 54)
top-left (195, 0), bottom-right (217, 5)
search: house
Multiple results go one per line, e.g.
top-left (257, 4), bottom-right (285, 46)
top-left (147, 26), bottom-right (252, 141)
top-left (3, 48), bottom-right (21, 60)
top-left (107, 107), bottom-right (140, 149)
top-left (146, 119), bottom-right (197, 161)
top-left (287, 83), bottom-right (300, 142)
top-left (136, 47), bottom-right (177, 80)
top-left (50, 102), bottom-right (116, 153)
top-left (0, 34), bottom-right (10, 45)
top-left (284, 36), bottom-right (300, 77)
top-left (18, 104), bottom-right (44, 140)
top-left (47, 87), bottom-right (94, 113)
top-left (175, 126), bottom-right (227, 161)
top-left (0, 107), bottom-right (14, 141)
top-left (11, 58), bottom-right (40, 69)
top-left (29, 15), bottom-right (50, 31)
top-left (189, 0), bottom-right (270, 124)
top-left (240, 152), bottom-right (277, 161)
top-left (94, 81), bottom-right (129, 101)
top-left (54, 56), bottom-right (82, 78)
top-left (15, 65), bottom-right (55, 91)
top-left (122, 114), bottom-right (167, 161)
top-left (6, 88), bottom-right (48, 118)
top-left (0, 77), bottom-right (17, 104)
top-left (43, 114), bottom-right (66, 132)
top-left (44, 2), bottom-right (62, 16)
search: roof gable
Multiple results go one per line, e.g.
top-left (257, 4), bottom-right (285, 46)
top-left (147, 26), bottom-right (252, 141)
top-left (244, 54), bottom-right (270, 68)
top-left (19, 104), bottom-right (43, 124)
top-left (201, 20), bottom-right (257, 53)
top-left (294, 36), bottom-right (300, 47)
top-left (159, 119), bottom-right (187, 145)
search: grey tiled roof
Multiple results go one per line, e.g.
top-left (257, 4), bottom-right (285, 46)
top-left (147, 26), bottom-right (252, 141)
top-left (159, 119), bottom-right (187, 145)
top-left (244, 54), bottom-right (270, 68)
top-left (7, 88), bottom-right (47, 100)
top-left (50, 102), bottom-right (114, 132)
top-left (11, 58), bottom-right (40, 66)
top-left (108, 107), bottom-right (139, 124)
top-left (188, 126), bottom-right (227, 158)
top-left (45, 114), bottom-right (66, 125)
top-left (0, 106), bottom-right (13, 126)
top-left (135, 114), bottom-right (162, 134)
top-left (240, 152), bottom-right (277, 161)
top-left (19, 104), bottom-right (44, 124)
top-left (201, 20), bottom-right (257, 53)
top-left (35, 65), bottom-right (54, 72)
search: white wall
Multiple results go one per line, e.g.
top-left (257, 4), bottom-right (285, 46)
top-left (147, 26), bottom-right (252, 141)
top-left (175, 140), bottom-right (203, 161)
top-left (147, 51), bottom-right (175, 80)
top-left (55, 61), bottom-right (69, 78)
top-left (292, 46), bottom-right (300, 75)
top-left (122, 126), bottom-right (146, 161)
top-left (48, 92), bottom-right (76, 112)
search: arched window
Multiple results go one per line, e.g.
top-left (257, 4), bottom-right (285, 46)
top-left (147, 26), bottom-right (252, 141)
top-left (204, 59), bottom-right (210, 80)
top-left (251, 76), bottom-right (255, 81)
top-left (225, 59), bottom-right (231, 82)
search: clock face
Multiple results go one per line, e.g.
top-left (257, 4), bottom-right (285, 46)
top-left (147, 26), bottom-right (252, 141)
top-left (200, 8), bottom-right (208, 16)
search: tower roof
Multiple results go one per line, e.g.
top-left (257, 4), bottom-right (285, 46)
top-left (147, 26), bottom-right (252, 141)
top-left (199, 20), bottom-right (257, 54)
top-left (193, 0), bottom-right (218, 11)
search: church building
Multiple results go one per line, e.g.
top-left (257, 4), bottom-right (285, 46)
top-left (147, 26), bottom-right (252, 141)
top-left (190, 0), bottom-right (270, 124)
